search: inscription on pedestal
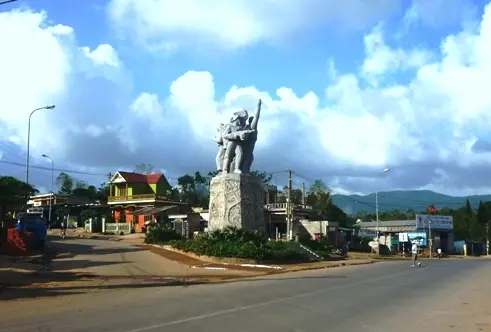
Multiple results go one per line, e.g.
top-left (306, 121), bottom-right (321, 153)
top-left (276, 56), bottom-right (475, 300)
top-left (208, 173), bottom-right (265, 233)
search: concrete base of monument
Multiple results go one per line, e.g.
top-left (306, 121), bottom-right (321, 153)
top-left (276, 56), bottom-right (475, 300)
top-left (208, 172), bottom-right (266, 233)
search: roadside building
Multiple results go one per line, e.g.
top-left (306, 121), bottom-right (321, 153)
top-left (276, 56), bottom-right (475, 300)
top-left (354, 214), bottom-right (454, 253)
top-left (27, 193), bottom-right (93, 224)
top-left (107, 171), bottom-right (191, 232)
top-left (197, 184), bottom-right (346, 243)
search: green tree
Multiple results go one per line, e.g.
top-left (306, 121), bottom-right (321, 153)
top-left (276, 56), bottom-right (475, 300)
top-left (134, 163), bottom-right (154, 174)
top-left (250, 170), bottom-right (272, 185)
top-left (305, 179), bottom-right (349, 225)
top-left (0, 176), bottom-right (38, 219)
top-left (56, 172), bottom-right (74, 194)
top-left (309, 179), bottom-right (328, 195)
top-left (465, 199), bottom-right (473, 215)
top-left (72, 184), bottom-right (99, 202)
top-left (95, 182), bottom-right (110, 203)
top-left (277, 187), bottom-right (303, 204)
top-left (169, 188), bottom-right (181, 202)
top-left (477, 201), bottom-right (491, 224)
top-left (177, 172), bottom-right (209, 208)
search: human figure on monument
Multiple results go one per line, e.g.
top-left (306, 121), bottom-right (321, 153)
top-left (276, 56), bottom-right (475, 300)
top-left (214, 123), bottom-right (231, 173)
top-left (241, 99), bottom-right (261, 174)
top-left (222, 110), bottom-right (250, 174)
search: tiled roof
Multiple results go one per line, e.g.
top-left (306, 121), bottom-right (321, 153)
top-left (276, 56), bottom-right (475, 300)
top-left (355, 220), bottom-right (417, 228)
top-left (118, 171), bottom-right (164, 184)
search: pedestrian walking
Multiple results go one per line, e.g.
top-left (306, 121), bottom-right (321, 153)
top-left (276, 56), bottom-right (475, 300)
top-left (412, 241), bottom-right (421, 267)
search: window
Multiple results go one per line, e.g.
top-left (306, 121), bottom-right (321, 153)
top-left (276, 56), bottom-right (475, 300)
top-left (144, 215), bottom-right (153, 222)
top-left (119, 186), bottom-right (127, 197)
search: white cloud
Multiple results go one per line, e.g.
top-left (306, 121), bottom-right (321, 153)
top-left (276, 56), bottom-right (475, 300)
top-left (107, 0), bottom-right (402, 52)
top-left (404, 0), bottom-right (478, 29)
top-left (81, 44), bottom-right (121, 68)
top-left (3, 3), bottom-right (491, 197)
top-left (0, 9), bottom-right (127, 183)
top-left (362, 24), bottom-right (433, 81)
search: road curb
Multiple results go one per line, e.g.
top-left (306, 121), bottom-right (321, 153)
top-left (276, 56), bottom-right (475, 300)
top-left (278, 260), bottom-right (376, 273)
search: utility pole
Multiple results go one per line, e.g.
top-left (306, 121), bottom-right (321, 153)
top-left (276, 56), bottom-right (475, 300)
top-left (302, 183), bottom-right (306, 207)
top-left (42, 154), bottom-right (54, 225)
top-left (428, 217), bottom-right (433, 259)
top-left (486, 222), bottom-right (489, 256)
top-left (287, 170), bottom-right (293, 240)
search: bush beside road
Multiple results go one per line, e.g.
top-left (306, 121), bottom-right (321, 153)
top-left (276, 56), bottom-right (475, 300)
top-left (146, 224), bottom-right (342, 263)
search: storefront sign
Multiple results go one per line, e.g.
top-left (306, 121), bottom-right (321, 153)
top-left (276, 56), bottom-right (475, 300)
top-left (416, 214), bottom-right (453, 230)
top-left (408, 232), bottom-right (427, 246)
top-left (398, 232), bottom-right (409, 242)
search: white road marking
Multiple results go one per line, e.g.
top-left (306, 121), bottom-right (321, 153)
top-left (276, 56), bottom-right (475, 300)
top-left (123, 268), bottom-right (414, 332)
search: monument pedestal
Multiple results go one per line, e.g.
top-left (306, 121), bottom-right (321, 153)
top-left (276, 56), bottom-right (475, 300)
top-left (208, 173), bottom-right (265, 233)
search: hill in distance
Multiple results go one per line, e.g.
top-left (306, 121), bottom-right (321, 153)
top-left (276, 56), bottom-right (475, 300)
top-left (330, 190), bottom-right (491, 215)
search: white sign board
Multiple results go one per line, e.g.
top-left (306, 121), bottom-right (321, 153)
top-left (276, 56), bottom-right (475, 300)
top-left (416, 214), bottom-right (453, 230)
top-left (398, 232), bottom-right (409, 242)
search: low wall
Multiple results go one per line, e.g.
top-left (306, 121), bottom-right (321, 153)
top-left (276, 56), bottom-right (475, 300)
top-left (105, 222), bottom-right (131, 235)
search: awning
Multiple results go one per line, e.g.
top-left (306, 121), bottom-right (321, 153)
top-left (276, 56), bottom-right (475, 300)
top-left (338, 227), bottom-right (353, 232)
top-left (133, 205), bottom-right (177, 216)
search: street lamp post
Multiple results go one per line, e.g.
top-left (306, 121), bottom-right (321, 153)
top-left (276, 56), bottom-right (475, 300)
top-left (26, 105), bottom-right (55, 185)
top-left (42, 154), bottom-right (54, 224)
top-left (376, 168), bottom-right (390, 243)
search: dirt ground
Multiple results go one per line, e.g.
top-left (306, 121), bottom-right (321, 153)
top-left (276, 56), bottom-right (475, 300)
top-left (1, 237), bottom-right (377, 302)
top-left (139, 245), bottom-right (283, 273)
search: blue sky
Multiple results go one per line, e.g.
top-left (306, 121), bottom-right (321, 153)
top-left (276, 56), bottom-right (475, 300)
top-left (17, 0), bottom-right (477, 97)
top-left (1, 0), bottom-right (491, 197)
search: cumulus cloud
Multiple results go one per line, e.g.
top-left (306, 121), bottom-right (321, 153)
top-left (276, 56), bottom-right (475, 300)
top-left (0, 9), bottom-right (128, 186)
top-left (107, 0), bottom-right (402, 52)
top-left (2, 3), bottom-right (491, 197)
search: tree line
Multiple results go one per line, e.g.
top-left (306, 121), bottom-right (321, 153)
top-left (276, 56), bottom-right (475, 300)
top-left (352, 199), bottom-right (491, 242)
top-left (2, 164), bottom-right (490, 243)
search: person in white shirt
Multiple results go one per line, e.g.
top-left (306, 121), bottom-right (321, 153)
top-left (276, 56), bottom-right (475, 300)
top-left (437, 248), bottom-right (442, 259)
top-left (411, 242), bottom-right (420, 267)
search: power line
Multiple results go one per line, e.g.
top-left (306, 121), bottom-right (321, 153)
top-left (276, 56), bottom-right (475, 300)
top-left (0, 0), bottom-right (19, 5)
top-left (0, 160), bottom-right (106, 177)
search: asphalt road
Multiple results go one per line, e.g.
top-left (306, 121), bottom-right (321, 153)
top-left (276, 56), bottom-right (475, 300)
top-left (1, 258), bottom-right (490, 332)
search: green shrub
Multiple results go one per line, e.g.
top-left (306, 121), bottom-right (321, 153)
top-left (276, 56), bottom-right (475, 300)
top-left (169, 226), bottom-right (310, 261)
top-left (144, 223), bottom-right (182, 244)
top-left (264, 241), bottom-right (309, 261)
top-left (298, 235), bottom-right (332, 258)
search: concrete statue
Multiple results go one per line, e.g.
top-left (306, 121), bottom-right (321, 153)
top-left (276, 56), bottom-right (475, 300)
top-left (214, 99), bottom-right (261, 174)
top-left (209, 99), bottom-right (265, 233)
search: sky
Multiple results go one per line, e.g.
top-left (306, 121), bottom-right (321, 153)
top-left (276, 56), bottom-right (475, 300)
top-left (1, 0), bottom-right (491, 197)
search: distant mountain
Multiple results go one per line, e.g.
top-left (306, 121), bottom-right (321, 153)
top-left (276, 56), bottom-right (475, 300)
top-left (331, 190), bottom-right (491, 215)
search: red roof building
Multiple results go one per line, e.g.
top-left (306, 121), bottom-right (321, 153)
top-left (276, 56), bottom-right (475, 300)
top-left (107, 171), bottom-right (189, 232)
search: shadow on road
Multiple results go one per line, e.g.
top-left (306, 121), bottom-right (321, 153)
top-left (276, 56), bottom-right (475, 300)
top-left (0, 270), bottom-right (211, 301)
top-left (48, 239), bottom-right (145, 256)
top-left (0, 268), bottom-right (352, 302)
top-left (0, 239), bottom-right (153, 301)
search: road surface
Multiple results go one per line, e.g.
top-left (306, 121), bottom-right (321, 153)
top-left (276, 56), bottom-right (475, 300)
top-left (1, 257), bottom-right (489, 332)
top-left (42, 236), bottom-right (259, 277)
